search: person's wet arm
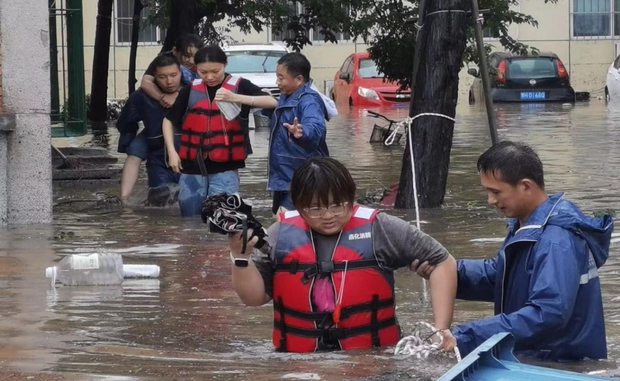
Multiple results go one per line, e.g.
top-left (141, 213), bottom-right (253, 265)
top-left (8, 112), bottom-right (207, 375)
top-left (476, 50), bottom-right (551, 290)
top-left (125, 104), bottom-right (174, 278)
top-left (229, 223), bottom-right (278, 306)
top-left (141, 74), bottom-right (164, 101)
top-left (373, 213), bottom-right (457, 347)
top-left (235, 79), bottom-right (277, 109)
top-left (162, 117), bottom-right (176, 154)
top-left (230, 243), bottom-right (272, 306)
top-left (428, 255), bottom-right (457, 331)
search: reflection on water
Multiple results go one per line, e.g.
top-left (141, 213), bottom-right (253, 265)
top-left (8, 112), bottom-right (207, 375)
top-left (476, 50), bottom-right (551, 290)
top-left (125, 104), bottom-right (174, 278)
top-left (1, 100), bottom-right (620, 379)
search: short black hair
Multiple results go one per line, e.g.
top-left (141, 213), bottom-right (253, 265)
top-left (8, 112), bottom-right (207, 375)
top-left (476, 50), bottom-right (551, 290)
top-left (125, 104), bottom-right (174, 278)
top-left (277, 52), bottom-right (311, 82)
top-left (477, 141), bottom-right (545, 189)
top-left (174, 34), bottom-right (204, 56)
top-left (194, 45), bottom-right (228, 65)
top-left (151, 53), bottom-right (180, 71)
top-left (291, 157), bottom-right (356, 210)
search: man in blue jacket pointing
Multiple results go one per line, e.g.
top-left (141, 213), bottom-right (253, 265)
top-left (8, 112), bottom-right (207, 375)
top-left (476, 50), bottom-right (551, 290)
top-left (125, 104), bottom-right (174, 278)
top-left (414, 141), bottom-right (613, 361)
top-left (266, 52), bottom-right (330, 215)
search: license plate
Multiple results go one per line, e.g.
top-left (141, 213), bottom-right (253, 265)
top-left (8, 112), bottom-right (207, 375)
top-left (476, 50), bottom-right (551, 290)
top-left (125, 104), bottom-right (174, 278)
top-left (520, 91), bottom-right (546, 100)
top-left (391, 103), bottom-right (409, 108)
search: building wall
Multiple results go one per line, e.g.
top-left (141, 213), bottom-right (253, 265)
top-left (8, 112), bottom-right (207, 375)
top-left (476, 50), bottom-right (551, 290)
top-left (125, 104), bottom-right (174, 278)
top-left (75, 0), bottom-right (616, 101)
top-left (0, 0), bottom-right (52, 225)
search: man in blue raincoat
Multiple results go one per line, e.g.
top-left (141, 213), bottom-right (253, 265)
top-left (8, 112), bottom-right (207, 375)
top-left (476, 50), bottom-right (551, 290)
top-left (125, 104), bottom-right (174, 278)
top-left (264, 52), bottom-right (330, 215)
top-left (413, 141), bottom-right (613, 361)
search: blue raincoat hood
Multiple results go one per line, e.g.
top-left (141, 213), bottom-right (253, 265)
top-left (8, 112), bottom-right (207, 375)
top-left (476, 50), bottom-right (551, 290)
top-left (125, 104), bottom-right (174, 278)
top-left (507, 193), bottom-right (613, 268)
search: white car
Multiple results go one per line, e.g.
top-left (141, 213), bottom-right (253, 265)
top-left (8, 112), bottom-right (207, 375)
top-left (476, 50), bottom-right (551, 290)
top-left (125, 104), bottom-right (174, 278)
top-left (224, 43), bottom-right (288, 127)
top-left (605, 54), bottom-right (620, 101)
top-left (224, 43), bottom-right (288, 96)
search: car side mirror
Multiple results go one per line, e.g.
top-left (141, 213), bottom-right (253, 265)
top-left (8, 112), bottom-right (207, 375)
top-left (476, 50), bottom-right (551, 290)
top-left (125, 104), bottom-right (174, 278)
top-left (467, 68), bottom-right (479, 77)
top-left (339, 73), bottom-right (351, 82)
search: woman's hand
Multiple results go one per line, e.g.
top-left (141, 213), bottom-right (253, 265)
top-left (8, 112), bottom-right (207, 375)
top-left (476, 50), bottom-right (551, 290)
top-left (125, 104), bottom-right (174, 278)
top-left (167, 150), bottom-right (182, 174)
top-left (160, 92), bottom-right (178, 108)
top-left (214, 88), bottom-right (240, 103)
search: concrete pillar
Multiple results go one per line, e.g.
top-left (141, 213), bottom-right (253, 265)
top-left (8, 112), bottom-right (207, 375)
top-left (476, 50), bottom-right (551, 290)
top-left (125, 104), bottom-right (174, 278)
top-left (0, 0), bottom-right (52, 225)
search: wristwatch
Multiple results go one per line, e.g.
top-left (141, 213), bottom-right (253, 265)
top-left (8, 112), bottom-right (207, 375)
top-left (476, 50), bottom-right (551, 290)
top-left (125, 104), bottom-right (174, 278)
top-left (230, 252), bottom-right (250, 267)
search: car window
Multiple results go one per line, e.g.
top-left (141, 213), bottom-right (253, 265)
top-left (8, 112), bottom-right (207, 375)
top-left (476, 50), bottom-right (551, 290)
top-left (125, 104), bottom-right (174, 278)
top-left (358, 59), bottom-right (382, 78)
top-left (340, 57), bottom-right (353, 73)
top-left (614, 55), bottom-right (620, 69)
top-left (489, 55), bottom-right (501, 68)
top-left (507, 58), bottom-right (557, 79)
top-left (226, 51), bottom-right (287, 74)
top-left (345, 59), bottom-right (356, 75)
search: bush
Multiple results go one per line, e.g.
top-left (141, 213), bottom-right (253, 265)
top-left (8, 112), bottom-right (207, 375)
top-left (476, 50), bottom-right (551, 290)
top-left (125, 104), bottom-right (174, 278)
top-left (85, 94), bottom-right (128, 122)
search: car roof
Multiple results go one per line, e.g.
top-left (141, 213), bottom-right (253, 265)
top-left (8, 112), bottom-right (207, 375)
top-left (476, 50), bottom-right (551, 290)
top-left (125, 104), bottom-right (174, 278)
top-left (491, 51), bottom-right (560, 60)
top-left (349, 52), bottom-right (370, 59)
top-left (224, 43), bottom-right (288, 52)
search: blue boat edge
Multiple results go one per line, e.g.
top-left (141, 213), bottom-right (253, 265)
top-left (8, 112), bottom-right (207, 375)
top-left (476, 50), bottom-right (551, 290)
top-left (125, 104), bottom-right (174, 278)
top-left (437, 332), bottom-right (613, 380)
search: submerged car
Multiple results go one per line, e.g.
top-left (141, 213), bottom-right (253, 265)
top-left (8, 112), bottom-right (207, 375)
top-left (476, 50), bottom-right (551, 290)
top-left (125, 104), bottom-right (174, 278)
top-left (223, 43), bottom-right (289, 98)
top-left (468, 52), bottom-right (575, 103)
top-left (606, 54), bottom-right (620, 101)
top-left (223, 43), bottom-right (288, 128)
top-left (332, 52), bottom-right (410, 108)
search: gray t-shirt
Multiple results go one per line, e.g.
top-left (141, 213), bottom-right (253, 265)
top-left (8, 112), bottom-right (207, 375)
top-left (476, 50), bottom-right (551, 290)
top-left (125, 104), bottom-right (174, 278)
top-left (252, 212), bottom-right (449, 297)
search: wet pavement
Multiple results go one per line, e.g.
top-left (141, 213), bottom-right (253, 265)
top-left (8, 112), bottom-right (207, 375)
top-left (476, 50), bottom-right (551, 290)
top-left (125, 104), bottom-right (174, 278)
top-left (2, 100), bottom-right (620, 380)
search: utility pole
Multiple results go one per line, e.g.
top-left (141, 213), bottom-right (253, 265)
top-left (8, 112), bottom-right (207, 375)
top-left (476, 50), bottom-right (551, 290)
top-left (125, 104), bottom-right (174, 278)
top-left (471, 0), bottom-right (498, 145)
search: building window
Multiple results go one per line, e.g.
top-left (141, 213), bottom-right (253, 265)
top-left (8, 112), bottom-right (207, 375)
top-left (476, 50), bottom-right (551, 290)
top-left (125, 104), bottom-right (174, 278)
top-left (312, 29), bottom-right (351, 43)
top-left (572, 0), bottom-right (620, 37)
top-left (115, 0), bottom-right (161, 45)
top-left (482, 27), bottom-right (500, 39)
top-left (270, 1), bottom-right (350, 43)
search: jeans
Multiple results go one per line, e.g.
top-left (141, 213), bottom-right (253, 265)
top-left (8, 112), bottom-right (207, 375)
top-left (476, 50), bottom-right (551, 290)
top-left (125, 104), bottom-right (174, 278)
top-left (178, 170), bottom-right (240, 217)
top-left (146, 152), bottom-right (180, 188)
top-left (125, 131), bottom-right (148, 160)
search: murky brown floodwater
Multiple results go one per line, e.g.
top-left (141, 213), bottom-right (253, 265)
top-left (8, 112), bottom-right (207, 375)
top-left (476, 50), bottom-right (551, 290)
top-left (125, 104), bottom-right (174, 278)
top-left (2, 100), bottom-right (620, 380)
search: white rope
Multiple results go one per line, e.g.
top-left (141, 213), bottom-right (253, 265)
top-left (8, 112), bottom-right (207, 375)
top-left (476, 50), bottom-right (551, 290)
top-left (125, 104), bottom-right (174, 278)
top-left (414, 9), bottom-right (473, 31)
top-left (425, 9), bottom-right (468, 18)
top-left (394, 322), bottom-right (462, 362)
top-left (384, 112), bottom-right (456, 303)
top-left (384, 113), bottom-right (456, 147)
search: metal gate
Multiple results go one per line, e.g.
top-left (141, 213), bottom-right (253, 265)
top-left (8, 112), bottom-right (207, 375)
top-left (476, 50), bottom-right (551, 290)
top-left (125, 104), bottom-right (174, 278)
top-left (49, 0), bottom-right (87, 137)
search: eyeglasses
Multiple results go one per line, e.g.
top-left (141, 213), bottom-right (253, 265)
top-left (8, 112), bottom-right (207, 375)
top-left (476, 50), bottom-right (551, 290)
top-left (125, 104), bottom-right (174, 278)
top-left (303, 202), bottom-right (349, 219)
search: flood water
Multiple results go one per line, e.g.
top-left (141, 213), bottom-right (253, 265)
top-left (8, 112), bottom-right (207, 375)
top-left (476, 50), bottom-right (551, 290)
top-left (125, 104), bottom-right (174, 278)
top-left (2, 100), bottom-right (620, 380)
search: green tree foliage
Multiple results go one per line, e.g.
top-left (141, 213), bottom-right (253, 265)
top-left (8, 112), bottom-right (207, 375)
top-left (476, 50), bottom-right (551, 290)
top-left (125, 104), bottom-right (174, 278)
top-left (147, 0), bottom-right (556, 87)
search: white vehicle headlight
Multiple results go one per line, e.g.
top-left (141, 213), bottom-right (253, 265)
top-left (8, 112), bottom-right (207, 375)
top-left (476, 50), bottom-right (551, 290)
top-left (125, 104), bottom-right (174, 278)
top-left (357, 87), bottom-right (380, 100)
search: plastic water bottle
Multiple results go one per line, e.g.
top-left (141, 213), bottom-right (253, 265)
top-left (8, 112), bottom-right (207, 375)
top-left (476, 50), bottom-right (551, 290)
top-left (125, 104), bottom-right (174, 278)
top-left (45, 253), bottom-right (160, 286)
top-left (217, 101), bottom-right (241, 121)
top-left (123, 264), bottom-right (160, 278)
top-left (46, 253), bottom-right (123, 286)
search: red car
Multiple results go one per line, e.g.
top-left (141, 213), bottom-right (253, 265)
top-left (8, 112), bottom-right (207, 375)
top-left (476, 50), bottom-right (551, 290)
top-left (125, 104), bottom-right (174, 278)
top-left (332, 52), bottom-right (410, 108)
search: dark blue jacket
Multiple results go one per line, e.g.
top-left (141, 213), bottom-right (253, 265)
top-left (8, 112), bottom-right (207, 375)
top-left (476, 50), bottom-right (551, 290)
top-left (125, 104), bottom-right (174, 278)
top-left (453, 193), bottom-right (613, 360)
top-left (267, 82), bottom-right (329, 191)
top-left (116, 89), bottom-right (178, 156)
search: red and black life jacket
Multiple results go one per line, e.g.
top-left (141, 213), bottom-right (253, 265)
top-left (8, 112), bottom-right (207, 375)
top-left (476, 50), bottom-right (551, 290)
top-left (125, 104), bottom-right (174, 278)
top-left (179, 76), bottom-right (246, 168)
top-left (272, 205), bottom-right (400, 353)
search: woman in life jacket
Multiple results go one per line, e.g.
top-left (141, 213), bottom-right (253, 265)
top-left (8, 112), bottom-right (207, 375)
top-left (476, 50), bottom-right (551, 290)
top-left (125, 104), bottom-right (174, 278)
top-left (162, 46), bottom-right (277, 217)
top-left (228, 157), bottom-right (458, 353)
